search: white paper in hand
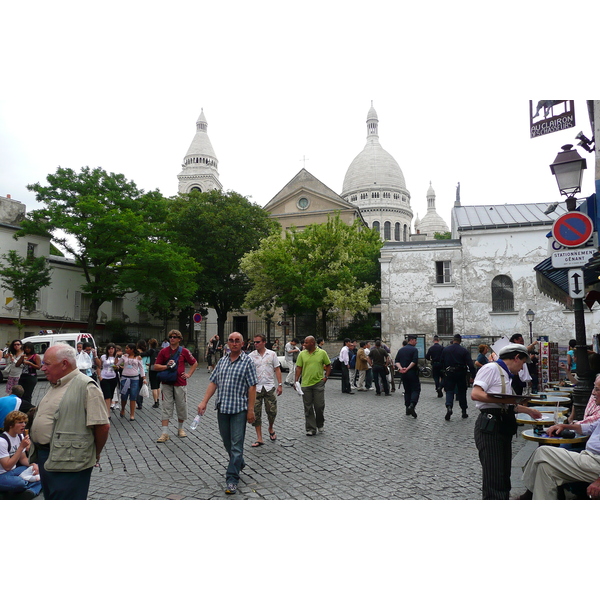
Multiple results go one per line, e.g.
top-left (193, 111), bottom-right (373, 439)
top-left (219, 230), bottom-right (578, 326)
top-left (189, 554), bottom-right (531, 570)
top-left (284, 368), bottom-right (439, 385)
top-left (294, 381), bottom-right (304, 395)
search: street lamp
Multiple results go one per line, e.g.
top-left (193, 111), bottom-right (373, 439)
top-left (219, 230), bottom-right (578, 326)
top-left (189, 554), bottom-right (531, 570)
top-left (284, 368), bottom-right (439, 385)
top-left (549, 144), bottom-right (587, 210)
top-left (526, 309), bottom-right (535, 344)
top-left (549, 145), bottom-right (590, 419)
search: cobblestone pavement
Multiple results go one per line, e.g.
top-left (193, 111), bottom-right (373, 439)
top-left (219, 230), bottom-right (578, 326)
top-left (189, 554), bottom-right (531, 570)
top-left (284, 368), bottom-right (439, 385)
top-left (28, 370), bottom-right (532, 500)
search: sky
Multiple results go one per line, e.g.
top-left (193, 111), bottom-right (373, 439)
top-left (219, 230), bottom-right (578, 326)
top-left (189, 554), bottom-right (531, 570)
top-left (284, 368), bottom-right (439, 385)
top-left (1, 1), bottom-right (598, 235)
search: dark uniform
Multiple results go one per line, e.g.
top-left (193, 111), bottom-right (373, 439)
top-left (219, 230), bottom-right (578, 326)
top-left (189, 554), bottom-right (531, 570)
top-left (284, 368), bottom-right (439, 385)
top-left (395, 343), bottom-right (420, 415)
top-left (440, 340), bottom-right (476, 419)
top-left (425, 342), bottom-right (444, 397)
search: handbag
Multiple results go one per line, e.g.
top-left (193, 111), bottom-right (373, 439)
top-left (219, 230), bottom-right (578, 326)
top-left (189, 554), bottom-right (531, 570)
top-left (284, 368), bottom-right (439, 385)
top-left (157, 347), bottom-right (182, 383)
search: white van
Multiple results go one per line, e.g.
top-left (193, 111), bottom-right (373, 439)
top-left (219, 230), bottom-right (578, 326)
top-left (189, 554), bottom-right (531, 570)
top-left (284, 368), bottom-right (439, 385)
top-left (20, 332), bottom-right (97, 379)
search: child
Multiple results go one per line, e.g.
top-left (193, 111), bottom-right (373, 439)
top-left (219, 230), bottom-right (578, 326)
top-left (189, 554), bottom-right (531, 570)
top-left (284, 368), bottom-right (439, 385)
top-left (0, 410), bottom-right (42, 499)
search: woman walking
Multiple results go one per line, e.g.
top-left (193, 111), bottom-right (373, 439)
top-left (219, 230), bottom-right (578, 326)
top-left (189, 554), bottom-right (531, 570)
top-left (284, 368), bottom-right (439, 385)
top-left (3, 340), bottom-right (24, 394)
top-left (144, 338), bottom-right (161, 408)
top-left (16, 342), bottom-right (41, 404)
top-left (117, 343), bottom-right (146, 421)
top-left (98, 343), bottom-right (120, 414)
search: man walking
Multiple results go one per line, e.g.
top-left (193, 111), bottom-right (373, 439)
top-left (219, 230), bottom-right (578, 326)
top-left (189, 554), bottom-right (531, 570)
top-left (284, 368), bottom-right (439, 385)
top-left (339, 338), bottom-right (354, 394)
top-left (284, 338), bottom-right (300, 386)
top-left (30, 344), bottom-right (110, 500)
top-left (295, 335), bottom-right (331, 436)
top-left (395, 335), bottom-right (420, 418)
top-left (249, 333), bottom-right (282, 447)
top-left (198, 332), bottom-right (257, 495)
top-left (153, 329), bottom-right (198, 442)
top-left (426, 335), bottom-right (444, 398)
top-left (440, 334), bottom-right (476, 420)
top-left (369, 340), bottom-right (390, 396)
top-left (355, 341), bottom-right (371, 391)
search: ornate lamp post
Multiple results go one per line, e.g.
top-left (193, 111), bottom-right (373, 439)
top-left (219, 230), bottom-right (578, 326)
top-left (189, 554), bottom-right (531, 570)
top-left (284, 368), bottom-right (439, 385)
top-left (549, 144), bottom-right (590, 419)
top-left (526, 309), bottom-right (535, 344)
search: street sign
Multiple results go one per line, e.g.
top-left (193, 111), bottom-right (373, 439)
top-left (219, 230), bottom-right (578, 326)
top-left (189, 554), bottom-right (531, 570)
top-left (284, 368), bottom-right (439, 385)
top-left (551, 247), bottom-right (596, 268)
top-left (552, 212), bottom-right (594, 247)
top-left (568, 268), bottom-right (585, 299)
top-left (193, 312), bottom-right (203, 323)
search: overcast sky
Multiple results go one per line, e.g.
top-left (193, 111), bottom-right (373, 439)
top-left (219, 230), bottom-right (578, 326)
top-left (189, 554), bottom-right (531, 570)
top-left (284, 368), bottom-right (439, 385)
top-left (1, 2), bottom-right (597, 232)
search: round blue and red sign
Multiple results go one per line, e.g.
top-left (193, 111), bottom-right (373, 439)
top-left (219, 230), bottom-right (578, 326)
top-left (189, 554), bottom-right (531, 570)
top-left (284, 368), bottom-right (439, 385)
top-left (193, 313), bottom-right (203, 323)
top-left (552, 212), bottom-right (594, 247)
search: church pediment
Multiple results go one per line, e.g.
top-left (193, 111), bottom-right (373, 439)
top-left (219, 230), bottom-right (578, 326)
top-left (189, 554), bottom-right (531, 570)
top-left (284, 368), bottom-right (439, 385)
top-left (264, 168), bottom-right (356, 215)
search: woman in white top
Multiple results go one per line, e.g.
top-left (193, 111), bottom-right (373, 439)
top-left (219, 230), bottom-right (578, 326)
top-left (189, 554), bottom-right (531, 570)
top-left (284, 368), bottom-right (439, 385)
top-left (2, 340), bottom-right (24, 394)
top-left (98, 343), bottom-right (119, 414)
top-left (117, 343), bottom-right (146, 421)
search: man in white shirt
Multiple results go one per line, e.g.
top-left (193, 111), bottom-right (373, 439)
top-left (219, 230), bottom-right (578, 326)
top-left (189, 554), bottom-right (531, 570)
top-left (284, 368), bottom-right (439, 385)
top-left (284, 339), bottom-right (300, 386)
top-left (249, 334), bottom-right (283, 446)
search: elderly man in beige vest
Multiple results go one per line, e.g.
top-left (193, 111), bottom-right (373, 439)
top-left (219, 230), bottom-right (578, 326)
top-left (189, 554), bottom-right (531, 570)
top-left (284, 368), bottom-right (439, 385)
top-left (30, 344), bottom-right (109, 500)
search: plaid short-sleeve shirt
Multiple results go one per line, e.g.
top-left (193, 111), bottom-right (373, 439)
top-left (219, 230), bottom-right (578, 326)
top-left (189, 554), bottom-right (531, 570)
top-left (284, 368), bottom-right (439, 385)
top-left (209, 352), bottom-right (258, 414)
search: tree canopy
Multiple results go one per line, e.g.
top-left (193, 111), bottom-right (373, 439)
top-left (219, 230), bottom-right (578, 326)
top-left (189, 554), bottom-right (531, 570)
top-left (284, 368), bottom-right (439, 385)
top-left (0, 250), bottom-right (52, 335)
top-left (20, 166), bottom-right (198, 334)
top-left (241, 214), bottom-right (383, 332)
top-left (167, 189), bottom-right (279, 339)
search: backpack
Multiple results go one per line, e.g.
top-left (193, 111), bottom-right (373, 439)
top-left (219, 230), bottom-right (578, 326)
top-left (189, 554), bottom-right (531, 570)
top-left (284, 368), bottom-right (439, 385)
top-left (0, 432), bottom-right (23, 454)
top-left (349, 352), bottom-right (357, 369)
top-left (157, 347), bottom-right (183, 383)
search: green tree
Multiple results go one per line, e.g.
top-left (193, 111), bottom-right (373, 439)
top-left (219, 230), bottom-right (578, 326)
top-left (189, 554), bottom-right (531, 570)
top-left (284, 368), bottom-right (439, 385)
top-left (0, 250), bottom-right (52, 336)
top-left (434, 231), bottom-right (451, 240)
top-left (168, 189), bottom-right (279, 340)
top-left (242, 213), bottom-right (383, 335)
top-left (20, 166), bottom-right (197, 335)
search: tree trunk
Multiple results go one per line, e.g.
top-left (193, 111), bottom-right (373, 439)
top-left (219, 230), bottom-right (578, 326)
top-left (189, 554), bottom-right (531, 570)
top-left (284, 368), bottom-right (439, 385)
top-left (87, 297), bottom-right (101, 336)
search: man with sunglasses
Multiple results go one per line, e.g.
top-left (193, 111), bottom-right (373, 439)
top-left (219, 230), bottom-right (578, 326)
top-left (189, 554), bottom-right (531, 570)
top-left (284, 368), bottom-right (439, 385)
top-left (198, 332), bottom-right (257, 495)
top-left (249, 334), bottom-right (282, 447)
top-left (471, 343), bottom-right (542, 499)
top-left (154, 329), bottom-right (198, 442)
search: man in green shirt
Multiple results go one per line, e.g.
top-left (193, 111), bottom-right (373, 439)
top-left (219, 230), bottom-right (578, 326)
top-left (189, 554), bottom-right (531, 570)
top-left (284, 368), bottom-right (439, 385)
top-left (295, 336), bottom-right (331, 436)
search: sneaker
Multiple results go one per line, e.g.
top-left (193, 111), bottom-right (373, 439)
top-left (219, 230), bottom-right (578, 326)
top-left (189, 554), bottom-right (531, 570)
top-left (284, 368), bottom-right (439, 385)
top-left (317, 427), bottom-right (324, 433)
top-left (177, 429), bottom-right (187, 438)
top-left (225, 483), bottom-right (237, 495)
top-left (11, 489), bottom-right (36, 500)
top-left (445, 407), bottom-right (452, 421)
top-left (152, 402), bottom-right (159, 408)
top-left (156, 433), bottom-right (169, 443)
top-left (306, 431), bottom-right (316, 436)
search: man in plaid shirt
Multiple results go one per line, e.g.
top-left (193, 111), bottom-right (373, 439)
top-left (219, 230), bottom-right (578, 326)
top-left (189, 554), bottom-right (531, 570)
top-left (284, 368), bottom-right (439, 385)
top-left (198, 332), bottom-right (257, 495)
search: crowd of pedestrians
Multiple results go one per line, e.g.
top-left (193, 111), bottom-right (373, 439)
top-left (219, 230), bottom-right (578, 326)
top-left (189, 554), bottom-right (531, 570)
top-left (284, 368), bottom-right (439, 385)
top-left (2, 329), bottom-right (599, 501)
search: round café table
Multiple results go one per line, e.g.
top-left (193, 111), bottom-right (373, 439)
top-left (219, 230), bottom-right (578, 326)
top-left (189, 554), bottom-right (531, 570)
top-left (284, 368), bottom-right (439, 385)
top-left (516, 413), bottom-right (557, 425)
top-left (528, 396), bottom-right (571, 406)
top-left (521, 428), bottom-right (589, 445)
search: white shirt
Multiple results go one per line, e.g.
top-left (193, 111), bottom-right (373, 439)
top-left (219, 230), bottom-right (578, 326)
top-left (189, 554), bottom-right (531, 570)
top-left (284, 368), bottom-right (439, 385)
top-left (249, 348), bottom-right (280, 391)
top-left (340, 346), bottom-right (350, 366)
top-left (0, 432), bottom-right (22, 474)
top-left (473, 361), bottom-right (513, 410)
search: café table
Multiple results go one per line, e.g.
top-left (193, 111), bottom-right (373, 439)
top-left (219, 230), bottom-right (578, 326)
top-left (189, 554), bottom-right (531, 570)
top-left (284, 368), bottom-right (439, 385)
top-left (528, 396), bottom-right (571, 406)
top-left (516, 413), bottom-right (557, 426)
top-left (521, 428), bottom-right (589, 446)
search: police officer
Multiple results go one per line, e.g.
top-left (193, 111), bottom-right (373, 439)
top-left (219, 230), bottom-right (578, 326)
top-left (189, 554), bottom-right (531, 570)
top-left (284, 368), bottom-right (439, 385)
top-left (440, 334), bottom-right (476, 420)
top-left (426, 335), bottom-right (444, 398)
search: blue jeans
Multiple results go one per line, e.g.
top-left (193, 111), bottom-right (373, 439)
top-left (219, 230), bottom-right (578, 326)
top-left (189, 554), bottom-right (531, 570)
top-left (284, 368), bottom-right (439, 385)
top-left (120, 376), bottom-right (140, 402)
top-left (217, 410), bottom-right (247, 485)
top-left (0, 465), bottom-right (42, 496)
top-left (36, 446), bottom-right (93, 500)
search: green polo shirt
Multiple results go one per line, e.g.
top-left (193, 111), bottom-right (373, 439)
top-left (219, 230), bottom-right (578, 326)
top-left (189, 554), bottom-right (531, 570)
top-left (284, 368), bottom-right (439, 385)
top-left (296, 347), bottom-right (331, 387)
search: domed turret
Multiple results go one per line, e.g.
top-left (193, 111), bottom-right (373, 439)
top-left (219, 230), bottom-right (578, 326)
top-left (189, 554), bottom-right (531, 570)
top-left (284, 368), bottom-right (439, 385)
top-left (341, 103), bottom-right (413, 241)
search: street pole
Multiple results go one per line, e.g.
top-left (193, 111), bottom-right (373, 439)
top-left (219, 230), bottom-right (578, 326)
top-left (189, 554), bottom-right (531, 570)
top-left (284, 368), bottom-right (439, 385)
top-left (572, 297), bottom-right (592, 420)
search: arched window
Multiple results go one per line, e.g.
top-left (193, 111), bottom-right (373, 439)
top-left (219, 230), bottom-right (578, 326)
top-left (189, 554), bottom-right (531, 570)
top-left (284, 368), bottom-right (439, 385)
top-left (384, 221), bottom-right (391, 240)
top-left (394, 223), bottom-right (400, 241)
top-left (403, 224), bottom-right (408, 241)
top-left (372, 221), bottom-right (380, 233)
top-left (491, 275), bottom-right (514, 312)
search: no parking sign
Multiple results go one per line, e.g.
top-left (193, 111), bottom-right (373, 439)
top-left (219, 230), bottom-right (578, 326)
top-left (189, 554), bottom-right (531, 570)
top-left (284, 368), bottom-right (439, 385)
top-left (552, 212), bottom-right (594, 248)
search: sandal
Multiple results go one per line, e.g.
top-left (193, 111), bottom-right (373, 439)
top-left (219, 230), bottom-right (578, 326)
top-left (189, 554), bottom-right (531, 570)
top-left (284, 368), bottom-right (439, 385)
top-left (251, 441), bottom-right (264, 447)
top-left (269, 431), bottom-right (277, 441)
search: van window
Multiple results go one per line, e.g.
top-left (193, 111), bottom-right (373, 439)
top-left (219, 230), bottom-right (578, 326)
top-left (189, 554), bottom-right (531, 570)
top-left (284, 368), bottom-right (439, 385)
top-left (63, 340), bottom-right (76, 348)
top-left (32, 342), bottom-right (50, 355)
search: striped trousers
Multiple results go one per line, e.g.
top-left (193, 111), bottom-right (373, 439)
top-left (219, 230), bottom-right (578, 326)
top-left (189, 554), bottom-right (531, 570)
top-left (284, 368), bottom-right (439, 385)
top-left (474, 412), bottom-right (513, 500)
